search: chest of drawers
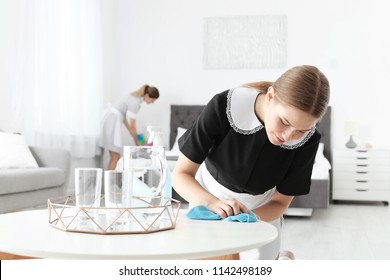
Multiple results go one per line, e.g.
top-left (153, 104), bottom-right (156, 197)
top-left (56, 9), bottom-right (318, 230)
top-left (332, 148), bottom-right (390, 204)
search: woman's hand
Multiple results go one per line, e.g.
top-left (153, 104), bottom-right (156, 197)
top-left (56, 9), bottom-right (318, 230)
top-left (206, 198), bottom-right (249, 219)
top-left (124, 118), bottom-right (139, 145)
top-left (172, 154), bottom-right (250, 219)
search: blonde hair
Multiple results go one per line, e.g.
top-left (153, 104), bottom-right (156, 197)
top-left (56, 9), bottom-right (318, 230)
top-left (131, 84), bottom-right (160, 99)
top-left (244, 65), bottom-right (330, 119)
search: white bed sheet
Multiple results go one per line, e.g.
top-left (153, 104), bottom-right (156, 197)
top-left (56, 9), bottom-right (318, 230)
top-left (311, 163), bottom-right (330, 180)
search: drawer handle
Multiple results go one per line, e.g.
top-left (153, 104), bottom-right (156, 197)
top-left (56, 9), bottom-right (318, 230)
top-left (356, 150), bottom-right (368, 153)
top-left (356, 180), bottom-right (368, 183)
top-left (356, 157), bottom-right (368, 160)
top-left (356, 171), bottom-right (368, 174)
top-left (356, 164), bottom-right (368, 167)
top-left (356, 189), bottom-right (368, 192)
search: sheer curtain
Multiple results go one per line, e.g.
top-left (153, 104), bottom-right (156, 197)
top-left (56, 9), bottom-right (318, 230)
top-left (12, 0), bottom-right (104, 158)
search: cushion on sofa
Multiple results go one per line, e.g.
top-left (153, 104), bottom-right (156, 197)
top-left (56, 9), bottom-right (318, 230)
top-left (0, 167), bottom-right (65, 195)
top-left (0, 132), bottom-right (39, 169)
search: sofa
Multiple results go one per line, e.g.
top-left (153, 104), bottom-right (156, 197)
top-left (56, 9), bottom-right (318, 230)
top-left (0, 146), bottom-right (71, 214)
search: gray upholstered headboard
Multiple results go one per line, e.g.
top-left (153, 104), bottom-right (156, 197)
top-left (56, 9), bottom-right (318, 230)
top-left (316, 106), bottom-right (332, 164)
top-left (170, 105), bottom-right (331, 163)
top-left (169, 105), bottom-right (206, 149)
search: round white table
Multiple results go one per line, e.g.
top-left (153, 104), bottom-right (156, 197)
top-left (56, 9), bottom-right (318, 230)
top-left (0, 209), bottom-right (277, 259)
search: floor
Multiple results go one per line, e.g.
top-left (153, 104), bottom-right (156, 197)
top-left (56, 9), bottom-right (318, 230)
top-left (282, 201), bottom-right (390, 260)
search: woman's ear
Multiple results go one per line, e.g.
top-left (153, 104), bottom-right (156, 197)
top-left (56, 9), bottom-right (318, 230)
top-left (266, 86), bottom-right (275, 102)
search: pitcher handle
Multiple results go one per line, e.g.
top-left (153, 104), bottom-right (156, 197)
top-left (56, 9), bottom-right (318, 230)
top-left (155, 149), bottom-right (167, 198)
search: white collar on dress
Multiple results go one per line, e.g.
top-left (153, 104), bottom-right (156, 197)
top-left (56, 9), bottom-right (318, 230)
top-left (226, 87), bottom-right (316, 150)
top-left (226, 87), bottom-right (263, 134)
top-left (280, 127), bottom-right (316, 150)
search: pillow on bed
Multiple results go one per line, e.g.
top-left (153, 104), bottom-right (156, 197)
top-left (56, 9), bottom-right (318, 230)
top-left (317, 142), bottom-right (324, 155)
top-left (170, 127), bottom-right (187, 153)
top-left (314, 143), bottom-right (331, 170)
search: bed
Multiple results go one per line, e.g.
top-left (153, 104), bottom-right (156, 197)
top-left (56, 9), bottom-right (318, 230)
top-left (167, 104), bottom-right (332, 215)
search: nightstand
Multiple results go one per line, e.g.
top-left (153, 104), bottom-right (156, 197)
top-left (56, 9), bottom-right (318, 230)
top-left (333, 148), bottom-right (390, 205)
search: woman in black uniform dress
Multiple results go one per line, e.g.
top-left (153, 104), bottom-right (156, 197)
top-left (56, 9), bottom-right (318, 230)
top-left (172, 65), bottom-right (330, 259)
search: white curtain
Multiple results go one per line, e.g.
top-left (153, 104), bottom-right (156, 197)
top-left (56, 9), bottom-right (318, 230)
top-left (12, 0), bottom-right (104, 158)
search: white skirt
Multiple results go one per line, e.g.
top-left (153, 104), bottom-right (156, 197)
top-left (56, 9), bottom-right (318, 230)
top-left (99, 107), bottom-right (124, 154)
top-left (195, 162), bottom-right (276, 209)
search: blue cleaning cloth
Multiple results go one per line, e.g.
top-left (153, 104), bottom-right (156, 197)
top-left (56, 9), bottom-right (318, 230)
top-left (187, 205), bottom-right (258, 223)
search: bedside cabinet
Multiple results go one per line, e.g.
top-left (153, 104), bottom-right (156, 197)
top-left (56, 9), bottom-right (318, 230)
top-left (333, 148), bottom-right (390, 205)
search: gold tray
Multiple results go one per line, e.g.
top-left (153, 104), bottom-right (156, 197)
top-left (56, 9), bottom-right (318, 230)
top-left (48, 196), bottom-right (181, 234)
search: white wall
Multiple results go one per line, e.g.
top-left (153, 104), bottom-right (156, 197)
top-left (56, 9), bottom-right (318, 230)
top-left (1, 0), bottom-right (390, 151)
top-left (114, 0), bottom-right (390, 150)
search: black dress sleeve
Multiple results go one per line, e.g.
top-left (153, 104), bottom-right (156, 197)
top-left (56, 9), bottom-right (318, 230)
top-left (276, 131), bottom-right (321, 196)
top-left (178, 91), bottom-right (230, 164)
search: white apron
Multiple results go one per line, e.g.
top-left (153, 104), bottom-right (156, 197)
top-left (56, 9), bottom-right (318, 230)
top-left (99, 106), bottom-right (124, 153)
top-left (194, 162), bottom-right (283, 260)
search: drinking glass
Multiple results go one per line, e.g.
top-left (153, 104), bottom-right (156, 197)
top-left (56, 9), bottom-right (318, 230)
top-left (104, 170), bottom-right (132, 230)
top-left (75, 168), bottom-right (102, 224)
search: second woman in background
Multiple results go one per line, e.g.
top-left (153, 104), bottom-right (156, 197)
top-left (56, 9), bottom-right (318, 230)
top-left (99, 84), bottom-right (159, 170)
